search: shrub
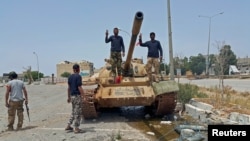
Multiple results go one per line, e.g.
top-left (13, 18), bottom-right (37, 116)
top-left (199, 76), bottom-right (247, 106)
top-left (177, 83), bottom-right (208, 104)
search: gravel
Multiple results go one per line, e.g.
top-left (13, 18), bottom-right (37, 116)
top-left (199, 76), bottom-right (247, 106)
top-left (0, 83), bottom-right (151, 141)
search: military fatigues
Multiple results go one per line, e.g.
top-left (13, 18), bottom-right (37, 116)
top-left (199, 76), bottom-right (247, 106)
top-left (105, 35), bottom-right (125, 76)
top-left (67, 73), bottom-right (83, 129)
top-left (68, 95), bottom-right (82, 128)
top-left (110, 51), bottom-right (122, 76)
top-left (8, 100), bottom-right (24, 129)
top-left (139, 39), bottom-right (163, 82)
top-left (146, 57), bottom-right (160, 81)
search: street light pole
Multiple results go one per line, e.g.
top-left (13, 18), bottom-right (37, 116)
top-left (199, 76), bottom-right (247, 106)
top-left (33, 52), bottom-right (39, 81)
top-left (199, 12), bottom-right (224, 76)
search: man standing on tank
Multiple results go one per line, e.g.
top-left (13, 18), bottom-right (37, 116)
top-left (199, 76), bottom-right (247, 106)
top-left (5, 71), bottom-right (28, 131)
top-left (138, 32), bottom-right (163, 82)
top-left (65, 64), bottom-right (85, 133)
top-left (105, 27), bottom-right (125, 79)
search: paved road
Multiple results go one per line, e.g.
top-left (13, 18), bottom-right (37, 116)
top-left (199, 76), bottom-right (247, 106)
top-left (0, 84), bottom-right (152, 141)
top-left (176, 78), bottom-right (250, 92)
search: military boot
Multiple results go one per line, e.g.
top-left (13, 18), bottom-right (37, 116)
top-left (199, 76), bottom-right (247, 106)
top-left (7, 126), bottom-right (14, 131)
top-left (16, 125), bottom-right (22, 131)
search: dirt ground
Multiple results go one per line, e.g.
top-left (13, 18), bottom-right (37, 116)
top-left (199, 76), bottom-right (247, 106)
top-left (0, 84), bottom-right (156, 141)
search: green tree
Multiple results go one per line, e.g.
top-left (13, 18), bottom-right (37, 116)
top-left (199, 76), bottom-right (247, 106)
top-left (159, 63), bottom-right (169, 75)
top-left (61, 72), bottom-right (71, 78)
top-left (173, 56), bottom-right (189, 75)
top-left (24, 71), bottom-right (44, 81)
top-left (214, 41), bottom-right (237, 100)
top-left (215, 44), bottom-right (237, 75)
top-left (209, 54), bottom-right (216, 68)
top-left (189, 54), bottom-right (206, 75)
top-left (182, 57), bottom-right (190, 74)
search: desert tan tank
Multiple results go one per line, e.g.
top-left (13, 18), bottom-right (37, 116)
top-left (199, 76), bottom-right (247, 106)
top-left (82, 11), bottom-right (179, 119)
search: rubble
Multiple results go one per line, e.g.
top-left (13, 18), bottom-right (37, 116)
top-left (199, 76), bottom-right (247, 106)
top-left (185, 98), bottom-right (250, 125)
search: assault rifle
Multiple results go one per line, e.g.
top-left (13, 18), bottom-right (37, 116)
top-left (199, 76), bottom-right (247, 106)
top-left (25, 103), bottom-right (30, 122)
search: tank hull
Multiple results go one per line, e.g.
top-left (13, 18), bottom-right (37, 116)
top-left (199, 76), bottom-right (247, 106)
top-left (82, 80), bottom-right (178, 119)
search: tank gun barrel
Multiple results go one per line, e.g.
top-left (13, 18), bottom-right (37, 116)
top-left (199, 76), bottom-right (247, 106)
top-left (124, 11), bottom-right (143, 71)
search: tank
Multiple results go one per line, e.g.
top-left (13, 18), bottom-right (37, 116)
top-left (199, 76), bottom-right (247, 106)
top-left (82, 11), bottom-right (179, 119)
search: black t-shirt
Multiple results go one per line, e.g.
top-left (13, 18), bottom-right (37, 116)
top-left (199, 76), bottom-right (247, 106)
top-left (68, 73), bottom-right (82, 95)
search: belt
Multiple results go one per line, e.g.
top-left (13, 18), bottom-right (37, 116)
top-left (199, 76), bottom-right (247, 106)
top-left (10, 100), bottom-right (24, 104)
top-left (10, 99), bottom-right (24, 102)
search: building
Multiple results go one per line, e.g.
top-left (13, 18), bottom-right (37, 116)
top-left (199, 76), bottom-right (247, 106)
top-left (56, 60), bottom-right (94, 77)
top-left (1, 73), bottom-right (25, 83)
top-left (237, 57), bottom-right (250, 74)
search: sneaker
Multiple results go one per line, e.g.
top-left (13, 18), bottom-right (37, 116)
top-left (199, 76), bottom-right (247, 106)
top-left (65, 125), bottom-right (73, 131)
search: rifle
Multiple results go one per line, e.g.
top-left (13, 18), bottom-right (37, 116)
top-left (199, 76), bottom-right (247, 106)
top-left (25, 103), bottom-right (30, 122)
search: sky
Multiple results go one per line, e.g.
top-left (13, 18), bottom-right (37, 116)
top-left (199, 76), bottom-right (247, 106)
top-left (1, 0), bottom-right (249, 76)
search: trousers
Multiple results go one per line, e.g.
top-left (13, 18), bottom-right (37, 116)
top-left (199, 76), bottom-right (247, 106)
top-left (8, 100), bottom-right (24, 128)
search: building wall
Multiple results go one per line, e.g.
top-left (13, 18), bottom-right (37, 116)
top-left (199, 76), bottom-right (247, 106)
top-left (56, 60), bottom-right (94, 77)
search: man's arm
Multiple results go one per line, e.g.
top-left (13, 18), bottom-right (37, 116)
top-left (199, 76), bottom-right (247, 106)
top-left (77, 76), bottom-right (86, 101)
top-left (5, 85), bottom-right (11, 107)
top-left (105, 36), bottom-right (111, 43)
top-left (78, 85), bottom-right (86, 102)
top-left (67, 86), bottom-right (71, 103)
top-left (120, 37), bottom-right (125, 57)
top-left (105, 30), bottom-right (111, 43)
top-left (138, 33), bottom-right (147, 47)
top-left (23, 86), bottom-right (28, 104)
top-left (158, 41), bottom-right (163, 62)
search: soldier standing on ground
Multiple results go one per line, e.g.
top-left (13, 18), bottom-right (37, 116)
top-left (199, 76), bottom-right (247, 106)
top-left (105, 27), bottom-right (125, 80)
top-left (138, 32), bottom-right (163, 82)
top-left (65, 64), bottom-right (85, 133)
top-left (5, 71), bottom-right (28, 131)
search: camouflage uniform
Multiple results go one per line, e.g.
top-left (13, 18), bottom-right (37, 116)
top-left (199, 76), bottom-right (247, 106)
top-left (8, 100), bottom-right (24, 129)
top-left (110, 51), bottom-right (122, 76)
top-left (67, 95), bottom-right (82, 128)
top-left (146, 57), bottom-right (160, 81)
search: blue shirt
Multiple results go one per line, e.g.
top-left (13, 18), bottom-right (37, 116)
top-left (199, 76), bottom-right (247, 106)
top-left (68, 73), bottom-right (82, 96)
top-left (139, 39), bottom-right (163, 58)
top-left (105, 35), bottom-right (125, 52)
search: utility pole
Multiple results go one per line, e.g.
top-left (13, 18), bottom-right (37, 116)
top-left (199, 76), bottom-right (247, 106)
top-left (33, 52), bottom-right (39, 81)
top-left (167, 0), bottom-right (174, 80)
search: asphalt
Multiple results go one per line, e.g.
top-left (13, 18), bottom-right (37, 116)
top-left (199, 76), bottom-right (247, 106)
top-left (0, 83), bottom-right (151, 141)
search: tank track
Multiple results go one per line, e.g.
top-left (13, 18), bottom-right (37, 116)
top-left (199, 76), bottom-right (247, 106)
top-left (82, 89), bottom-right (97, 119)
top-left (155, 92), bottom-right (177, 116)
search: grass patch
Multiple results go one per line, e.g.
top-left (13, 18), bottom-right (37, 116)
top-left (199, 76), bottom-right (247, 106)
top-left (197, 85), bottom-right (250, 114)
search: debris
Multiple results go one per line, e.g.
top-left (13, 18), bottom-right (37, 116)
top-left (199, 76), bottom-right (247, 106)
top-left (160, 121), bottom-right (172, 124)
top-left (146, 132), bottom-right (155, 136)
